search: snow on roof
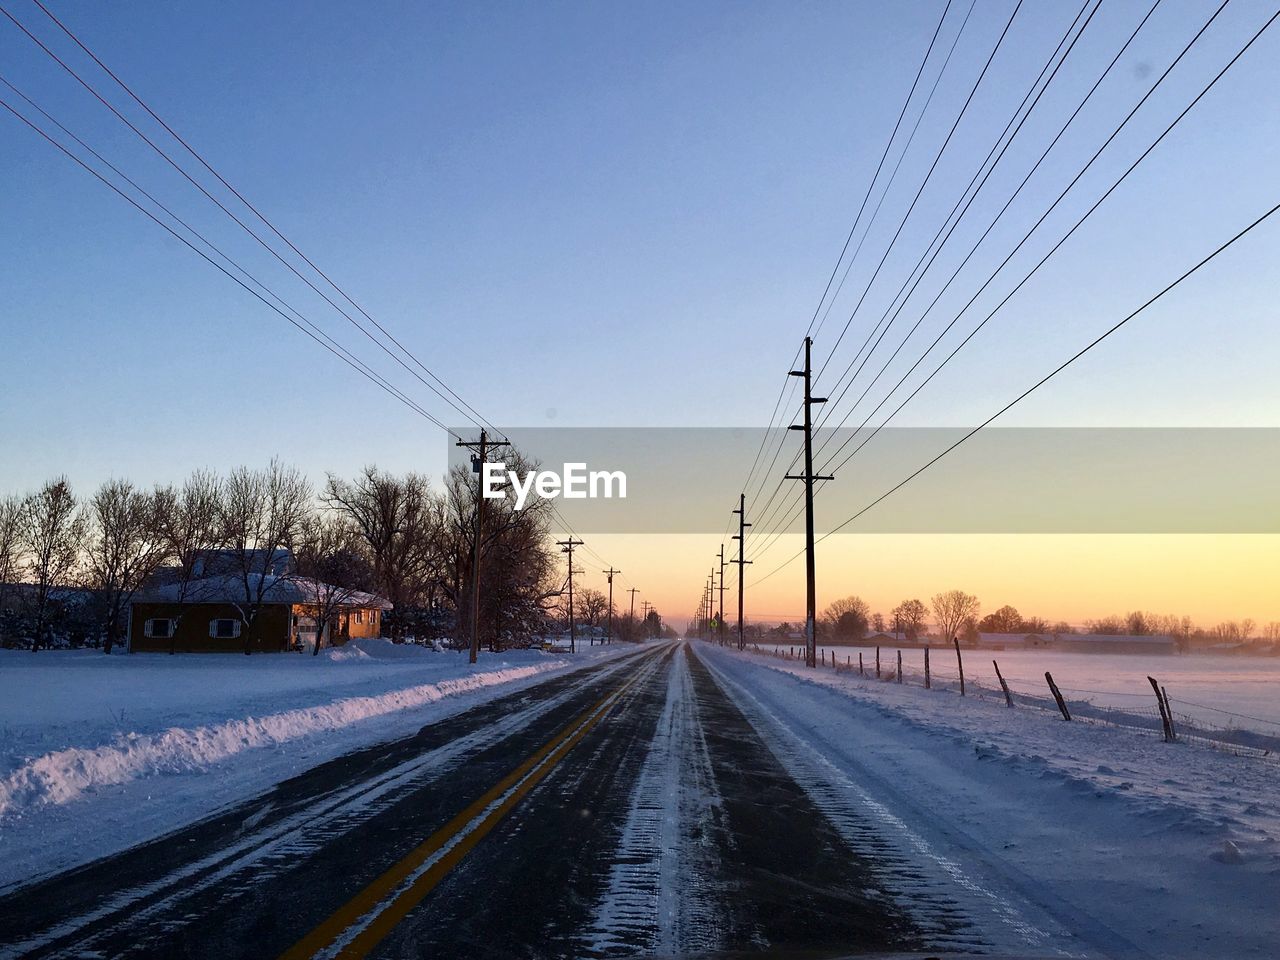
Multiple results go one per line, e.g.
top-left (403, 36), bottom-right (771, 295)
top-left (1063, 633), bottom-right (1175, 644)
top-left (137, 574), bottom-right (391, 610)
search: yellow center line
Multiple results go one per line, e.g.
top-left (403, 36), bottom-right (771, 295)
top-left (278, 657), bottom-right (654, 960)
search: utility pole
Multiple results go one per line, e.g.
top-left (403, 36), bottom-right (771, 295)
top-left (785, 336), bottom-right (833, 669)
top-left (707, 570), bottom-right (715, 639)
top-left (627, 587), bottom-right (639, 638)
top-left (602, 568), bottom-right (620, 644)
top-left (717, 544), bottom-right (727, 647)
top-left (456, 429), bottom-right (511, 664)
top-left (731, 492), bottom-right (752, 651)
top-left (641, 599), bottom-right (651, 639)
top-left (557, 537), bottom-right (583, 653)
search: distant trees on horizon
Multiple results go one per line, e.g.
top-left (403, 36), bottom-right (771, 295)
top-left (771, 589), bottom-right (1277, 652)
top-left (0, 455), bottom-right (657, 654)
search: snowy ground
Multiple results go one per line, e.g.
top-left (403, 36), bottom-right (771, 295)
top-left (802, 643), bottom-right (1280, 731)
top-left (0, 640), bottom-right (639, 890)
top-left (701, 641), bottom-right (1280, 959)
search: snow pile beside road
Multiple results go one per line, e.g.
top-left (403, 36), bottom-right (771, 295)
top-left (0, 644), bottom-right (630, 821)
top-left (701, 643), bottom-right (1280, 958)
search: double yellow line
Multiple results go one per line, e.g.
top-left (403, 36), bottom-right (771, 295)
top-left (279, 665), bottom-right (648, 960)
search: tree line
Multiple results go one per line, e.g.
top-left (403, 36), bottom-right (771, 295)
top-left (0, 455), bottom-right (637, 654)
top-left (759, 591), bottom-right (1279, 652)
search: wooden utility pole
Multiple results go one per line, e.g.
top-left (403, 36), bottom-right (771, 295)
top-left (731, 492), bottom-right (751, 651)
top-left (455, 429), bottom-right (510, 664)
top-left (627, 586), bottom-right (639, 628)
top-left (602, 567), bottom-right (620, 644)
top-left (717, 544), bottom-right (727, 646)
top-left (557, 537), bottom-right (583, 653)
top-left (785, 336), bottom-right (832, 669)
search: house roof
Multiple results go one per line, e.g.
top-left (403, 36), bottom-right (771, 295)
top-left (137, 574), bottom-right (391, 610)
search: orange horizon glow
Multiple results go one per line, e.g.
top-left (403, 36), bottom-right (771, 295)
top-left (579, 533), bottom-right (1280, 630)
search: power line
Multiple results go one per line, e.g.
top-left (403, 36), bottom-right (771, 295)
top-left (732, 0), bottom-right (959, 524)
top-left (749, 195), bottom-right (1280, 586)
top-left (0, 91), bottom-right (463, 439)
top-left (812, 0), bottom-right (1025, 384)
top-left (748, 0), bottom-right (1246, 563)
top-left (750, 0), bottom-right (1092, 538)
top-left (29, 0), bottom-right (507, 442)
top-left (815, 0), bottom-right (1268, 484)
top-left (0, 0), bottom-right (493, 437)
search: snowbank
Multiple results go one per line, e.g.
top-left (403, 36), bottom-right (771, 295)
top-left (701, 642), bottom-right (1280, 959)
top-left (0, 643), bottom-right (631, 822)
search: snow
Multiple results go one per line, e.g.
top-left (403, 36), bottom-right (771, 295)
top-left (0, 640), bottom-right (638, 890)
top-left (700, 642), bottom-right (1280, 959)
top-left (807, 643), bottom-right (1280, 733)
top-left (587, 644), bottom-right (720, 955)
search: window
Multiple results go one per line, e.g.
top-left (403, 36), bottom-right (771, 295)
top-left (144, 618), bottom-right (174, 639)
top-left (355, 609), bottom-right (364, 624)
top-left (209, 618), bottom-right (241, 639)
top-left (370, 610), bottom-right (378, 624)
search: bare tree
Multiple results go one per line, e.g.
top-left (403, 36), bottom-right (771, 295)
top-left (20, 478), bottom-right (87, 652)
top-left (219, 461), bottom-right (311, 654)
top-left (575, 587), bottom-right (608, 629)
top-left (442, 450), bottom-right (558, 651)
top-left (84, 480), bottom-right (171, 654)
top-left (821, 595), bottom-right (869, 641)
top-left (291, 513), bottom-right (371, 656)
top-left (891, 598), bottom-right (928, 641)
top-left (977, 604), bottom-right (1024, 634)
top-left (0, 495), bottom-right (22, 619)
top-left (931, 590), bottom-right (980, 643)
top-left (324, 467), bottom-right (444, 636)
top-left (153, 470), bottom-right (223, 654)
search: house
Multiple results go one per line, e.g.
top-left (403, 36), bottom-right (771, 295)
top-left (128, 574), bottom-right (391, 653)
top-left (974, 632), bottom-right (1054, 650)
top-left (1053, 633), bottom-right (1175, 655)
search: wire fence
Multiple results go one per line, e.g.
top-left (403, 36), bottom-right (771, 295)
top-left (751, 644), bottom-right (1279, 761)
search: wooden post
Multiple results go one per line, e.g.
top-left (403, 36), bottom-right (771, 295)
top-left (924, 646), bottom-right (931, 689)
top-left (876, 646), bottom-right (881, 679)
top-left (859, 652), bottom-right (864, 676)
top-left (1162, 685), bottom-right (1177, 742)
top-left (993, 659), bottom-right (1013, 708)
top-left (897, 650), bottom-right (902, 683)
top-left (953, 637), bottom-right (965, 697)
top-left (1149, 676), bottom-right (1174, 742)
top-left (1045, 671), bottom-right (1071, 721)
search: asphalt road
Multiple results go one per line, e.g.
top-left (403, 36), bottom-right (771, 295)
top-left (0, 642), bottom-right (936, 959)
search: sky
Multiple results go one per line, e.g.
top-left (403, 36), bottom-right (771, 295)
top-left (1, 0), bottom-right (1278, 627)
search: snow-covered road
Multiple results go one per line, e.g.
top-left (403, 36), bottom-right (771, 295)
top-left (2, 640), bottom-right (1274, 959)
top-left (699, 641), bottom-right (1280, 959)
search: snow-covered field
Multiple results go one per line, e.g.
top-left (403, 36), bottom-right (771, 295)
top-left (801, 644), bottom-right (1280, 733)
top-left (0, 640), bottom-right (637, 889)
top-left (702, 642), bottom-right (1280, 959)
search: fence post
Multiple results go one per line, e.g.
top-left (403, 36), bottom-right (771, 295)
top-left (859, 652), bottom-right (863, 676)
top-left (953, 637), bottom-right (965, 697)
top-left (1045, 672), bottom-right (1071, 721)
top-left (1162, 685), bottom-right (1177, 742)
top-left (924, 647), bottom-right (931, 689)
top-left (897, 650), bottom-right (902, 683)
top-left (876, 646), bottom-right (881, 679)
top-left (992, 659), bottom-right (1014, 708)
top-left (1148, 676), bottom-right (1174, 742)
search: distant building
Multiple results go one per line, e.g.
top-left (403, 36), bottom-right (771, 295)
top-left (972, 631), bottom-right (1173, 654)
top-left (1053, 633), bottom-right (1175, 655)
top-left (128, 574), bottom-right (390, 653)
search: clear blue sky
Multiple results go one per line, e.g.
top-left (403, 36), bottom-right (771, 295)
top-left (2, 0), bottom-right (1278, 498)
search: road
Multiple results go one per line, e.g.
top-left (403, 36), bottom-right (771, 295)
top-left (1, 641), bottom-right (1025, 959)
